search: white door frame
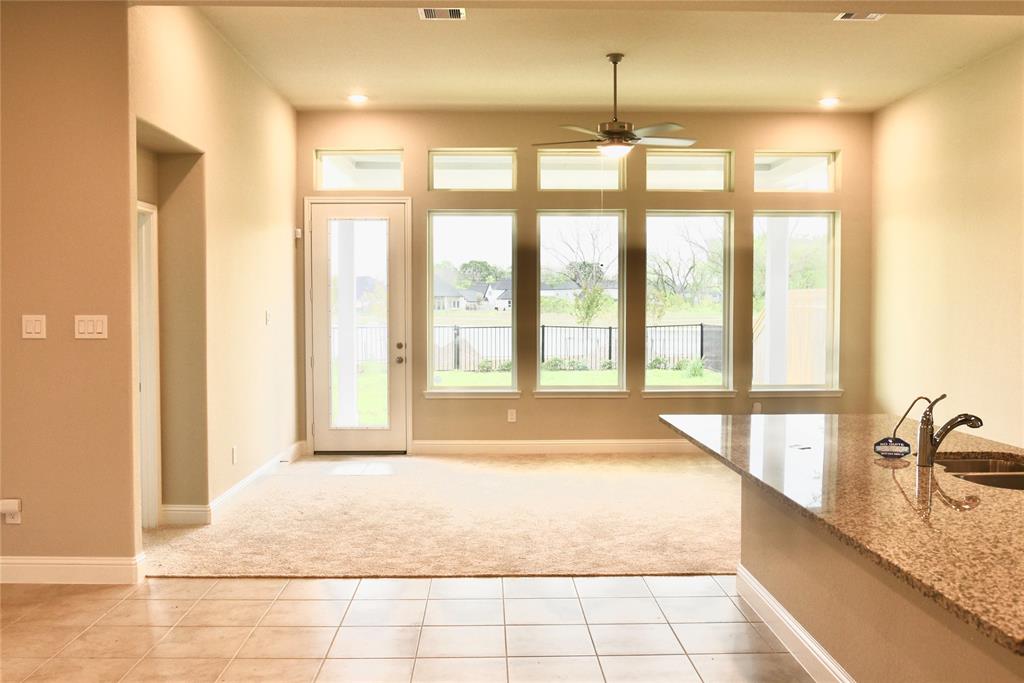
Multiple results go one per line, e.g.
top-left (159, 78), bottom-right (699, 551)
top-left (303, 197), bottom-right (413, 452)
top-left (136, 201), bottom-right (162, 528)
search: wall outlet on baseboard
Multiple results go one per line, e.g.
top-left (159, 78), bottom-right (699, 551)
top-left (2, 498), bottom-right (22, 524)
top-left (231, 446), bottom-right (238, 464)
top-left (507, 409), bottom-right (517, 423)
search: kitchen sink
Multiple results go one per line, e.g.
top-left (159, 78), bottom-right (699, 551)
top-left (935, 458), bottom-right (1024, 473)
top-left (952, 473), bottom-right (1024, 490)
top-left (934, 456), bottom-right (1024, 490)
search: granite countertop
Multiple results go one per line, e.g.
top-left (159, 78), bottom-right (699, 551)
top-left (659, 413), bottom-right (1024, 655)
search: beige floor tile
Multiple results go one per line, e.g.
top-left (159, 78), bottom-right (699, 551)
top-left (353, 579), bottom-right (429, 600)
top-left (412, 657), bottom-right (506, 683)
top-left (589, 624), bottom-right (684, 656)
top-left (689, 653), bottom-right (814, 683)
top-left (573, 577), bottom-right (651, 598)
top-left (178, 600), bottom-right (271, 626)
top-left (713, 575), bottom-right (739, 596)
top-left (52, 585), bottom-right (137, 602)
top-left (504, 598), bottom-right (585, 625)
top-left (130, 579), bottom-right (215, 600)
top-left (581, 597), bottom-right (665, 624)
top-left (657, 597), bottom-right (747, 623)
top-left (600, 654), bottom-right (702, 682)
top-left (505, 625), bottom-right (594, 657)
top-left (279, 579), bottom-right (359, 601)
top-left (147, 626), bottom-right (249, 658)
top-left (220, 658), bottom-right (323, 682)
top-left (508, 656), bottom-right (604, 683)
top-left (427, 578), bottom-right (501, 599)
top-left (25, 657), bottom-right (137, 682)
top-left (122, 657), bottom-right (228, 682)
top-left (731, 596), bottom-right (763, 622)
top-left (672, 622), bottom-right (774, 654)
top-left (60, 626), bottom-right (169, 659)
top-left (644, 576), bottom-right (726, 597)
top-left (98, 600), bottom-right (194, 626)
top-left (237, 626), bottom-right (337, 659)
top-left (1, 584), bottom-right (60, 607)
top-left (316, 658), bottom-right (414, 683)
top-left (204, 578), bottom-right (287, 601)
top-left (423, 599), bottom-right (502, 626)
top-left (342, 600), bottom-right (425, 626)
top-left (0, 604), bottom-right (36, 627)
top-left (0, 658), bottom-right (45, 682)
top-left (502, 577), bottom-right (576, 599)
top-left (327, 626), bottom-right (420, 659)
top-left (752, 623), bottom-right (788, 653)
top-left (261, 601), bottom-right (348, 627)
top-left (416, 625), bottom-right (505, 658)
top-left (14, 598), bottom-right (118, 627)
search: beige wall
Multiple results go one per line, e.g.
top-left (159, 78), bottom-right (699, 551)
top-left (1, 2), bottom-right (138, 557)
top-left (130, 5), bottom-right (298, 502)
top-left (296, 110), bottom-right (874, 442)
top-left (137, 147), bottom-right (159, 206)
top-left (872, 38), bottom-right (1024, 446)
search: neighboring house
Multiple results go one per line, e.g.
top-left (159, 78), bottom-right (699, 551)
top-left (494, 289), bottom-right (512, 311)
top-left (540, 279), bottom-right (619, 301)
top-left (484, 278), bottom-right (513, 310)
top-left (433, 279), bottom-right (464, 310)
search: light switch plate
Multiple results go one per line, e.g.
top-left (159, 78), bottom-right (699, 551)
top-left (22, 315), bottom-right (46, 339)
top-left (74, 315), bottom-right (108, 339)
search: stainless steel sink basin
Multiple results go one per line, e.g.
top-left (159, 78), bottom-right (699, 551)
top-left (935, 458), bottom-right (1024, 473)
top-left (952, 473), bottom-right (1024, 490)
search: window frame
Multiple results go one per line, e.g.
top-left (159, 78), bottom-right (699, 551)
top-left (645, 149), bottom-right (734, 192)
top-left (535, 209), bottom-right (627, 394)
top-left (315, 148), bottom-right (404, 191)
top-left (750, 210), bottom-right (841, 393)
top-left (536, 149), bottom-right (626, 192)
top-left (428, 148), bottom-right (518, 191)
top-left (753, 151), bottom-right (837, 193)
top-left (425, 209), bottom-right (518, 395)
top-left (643, 210), bottom-right (734, 393)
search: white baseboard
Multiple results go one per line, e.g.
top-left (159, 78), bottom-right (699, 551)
top-left (737, 564), bottom-right (854, 683)
top-left (160, 440), bottom-right (305, 527)
top-left (1, 553), bottom-right (146, 584)
top-left (409, 438), bottom-right (698, 455)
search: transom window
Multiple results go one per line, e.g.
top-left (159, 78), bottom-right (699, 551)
top-left (646, 150), bottom-right (731, 191)
top-left (754, 153), bottom-right (835, 192)
top-left (429, 149), bottom-right (516, 190)
top-left (317, 150), bottom-right (403, 190)
top-left (538, 150), bottom-right (623, 191)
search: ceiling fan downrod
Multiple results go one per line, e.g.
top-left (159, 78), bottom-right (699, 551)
top-left (607, 52), bottom-right (623, 123)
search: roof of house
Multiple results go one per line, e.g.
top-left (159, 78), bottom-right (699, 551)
top-left (459, 288), bottom-right (485, 302)
top-left (433, 279), bottom-right (462, 297)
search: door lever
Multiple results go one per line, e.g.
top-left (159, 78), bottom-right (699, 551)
top-left (396, 356), bottom-right (405, 364)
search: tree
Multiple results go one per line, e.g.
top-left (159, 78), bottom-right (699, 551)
top-left (458, 260), bottom-right (503, 286)
top-left (545, 222), bottom-right (617, 326)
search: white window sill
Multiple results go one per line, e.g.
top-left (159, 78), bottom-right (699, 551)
top-left (641, 389), bottom-right (738, 399)
top-left (748, 388), bottom-right (844, 398)
top-left (533, 390), bottom-right (630, 399)
top-left (423, 390), bottom-right (521, 400)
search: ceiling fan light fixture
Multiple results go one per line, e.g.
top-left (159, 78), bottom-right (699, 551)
top-left (347, 93), bottom-right (369, 105)
top-left (598, 141), bottom-right (633, 159)
top-left (818, 96), bottom-right (840, 109)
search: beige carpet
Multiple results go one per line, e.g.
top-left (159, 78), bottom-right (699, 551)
top-left (143, 451), bottom-right (740, 577)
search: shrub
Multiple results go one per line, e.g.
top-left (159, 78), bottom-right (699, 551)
top-left (477, 359), bottom-right (495, 373)
top-left (686, 358), bottom-right (705, 378)
top-left (497, 360), bottom-right (513, 372)
top-left (542, 357), bottom-right (589, 371)
top-left (600, 359), bottom-right (616, 371)
top-left (673, 358), bottom-right (689, 371)
top-left (647, 356), bottom-right (669, 370)
top-left (565, 359), bottom-right (590, 371)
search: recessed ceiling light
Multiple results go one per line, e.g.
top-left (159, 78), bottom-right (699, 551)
top-left (818, 97), bottom-right (841, 109)
top-left (347, 94), bottom-right (368, 105)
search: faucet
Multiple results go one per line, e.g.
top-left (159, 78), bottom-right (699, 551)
top-left (917, 394), bottom-right (983, 467)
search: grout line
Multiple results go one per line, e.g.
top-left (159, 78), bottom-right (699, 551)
top-left (501, 578), bottom-right (509, 683)
top-left (212, 579), bottom-right (291, 683)
top-left (312, 578), bottom-right (360, 682)
top-left (572, 577), bottom-right (608, 683)
top-left (642, 575), bottom-right (707, 683)
top-left (408, 578), bottom-right (431, 683)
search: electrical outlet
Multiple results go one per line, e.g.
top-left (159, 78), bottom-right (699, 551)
top-left (231, 446), bottom-right (238, 464)
top-left (2, 498), bottom-right (22, 524)
top-left (752, 402), bottom-right (762, 414)
top-left (507, 409), bottom-right (517, 423)
top-left (22, 315), bottom-right (46, 339)
top-left (265, 310), bottom-right (270, 326)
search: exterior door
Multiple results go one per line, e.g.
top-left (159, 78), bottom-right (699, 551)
top-left (310, 201), bottom-right (408, 452)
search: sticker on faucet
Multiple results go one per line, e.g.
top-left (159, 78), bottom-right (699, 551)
top-left (874, 436), bottom-right (912, 459)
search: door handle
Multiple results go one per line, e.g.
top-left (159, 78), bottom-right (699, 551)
top-left (396, 342), bottom-right (405, 350)
top-left (396, 356), bottom-right (405, 364)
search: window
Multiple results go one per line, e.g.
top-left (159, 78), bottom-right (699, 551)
top-left (429, 212), bottom-right (515, 390)
top-left (754, 153), bottom-right (834, 192)
top-left (538, 212), bottom-right (624, 390)
top-left (645, 212), bottom-right (731, 389)
top-left (429, 149), bottom-right (516, 190)
top-left (752, 212), bottom-right (838, 388)
top-left (647, 151), bottom-right (731, 191)
top-left (538, 150), bottom-right (623, 190)
top-left (317, 150), bottom-right (403, 190)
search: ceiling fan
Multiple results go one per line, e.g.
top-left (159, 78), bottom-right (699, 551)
top-left (535, 53), bottom-right (696, 159)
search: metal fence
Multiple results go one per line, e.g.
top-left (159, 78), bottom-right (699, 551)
top-left (344, 323), bottom-right (722, 372)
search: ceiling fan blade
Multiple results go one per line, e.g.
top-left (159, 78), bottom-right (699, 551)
top-left (532, 139), bottom-right (601, 147)
top-left (637, 136), bottom-right (697, 148)
top-left (633, 122), bottom-right (685, 136)
top-left (561, 125), bottom-right (603, 137)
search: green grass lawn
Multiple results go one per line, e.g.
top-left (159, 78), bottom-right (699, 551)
top-left (431, 368), bottom-right (723, 388)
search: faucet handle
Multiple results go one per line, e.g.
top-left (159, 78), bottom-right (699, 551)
top-left (922, 394), bottom-right (947, 422)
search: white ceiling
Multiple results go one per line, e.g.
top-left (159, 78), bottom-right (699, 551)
top-left (199, 6), bottom-right (1023, 111)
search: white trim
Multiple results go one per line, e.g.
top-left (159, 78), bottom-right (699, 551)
top-left (410, 438), bottom-right (697, 455)
top-left (135, 201), bottom-right (162, 530)
top-left (748, 389), bottom-right (844, 398)
top-left (423, 390), bottom-right (522, 399)
top-left (533, 390), bottom-right (630, 399)
top-left (641, 389), bottom-right (738, 399)
top-left (737, 563), bottom-right (855, 683)
top-left (160, 504), bottom-right (211, 526)
top-left (1, 553), bottom-right (146, 584)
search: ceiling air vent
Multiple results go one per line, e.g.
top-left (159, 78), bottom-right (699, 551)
top-left (834, 12), bottom-right (885, 22)
top-left (418, 8), bottom-right (467, 20)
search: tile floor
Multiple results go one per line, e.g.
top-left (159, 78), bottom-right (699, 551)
top-left (0, 575), bottom-right (812, 682)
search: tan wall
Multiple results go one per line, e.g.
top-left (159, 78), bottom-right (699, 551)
top-left (296, 110), bottom-right (874, 441)
top-left (137, 147), bottom-right (159, 206)
top-left (1, 2), bottom-right (138, 557)
top-left (872, 39), bottom-right (1024, 446)
top-left (130, 6), bottom-right (299, 502)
